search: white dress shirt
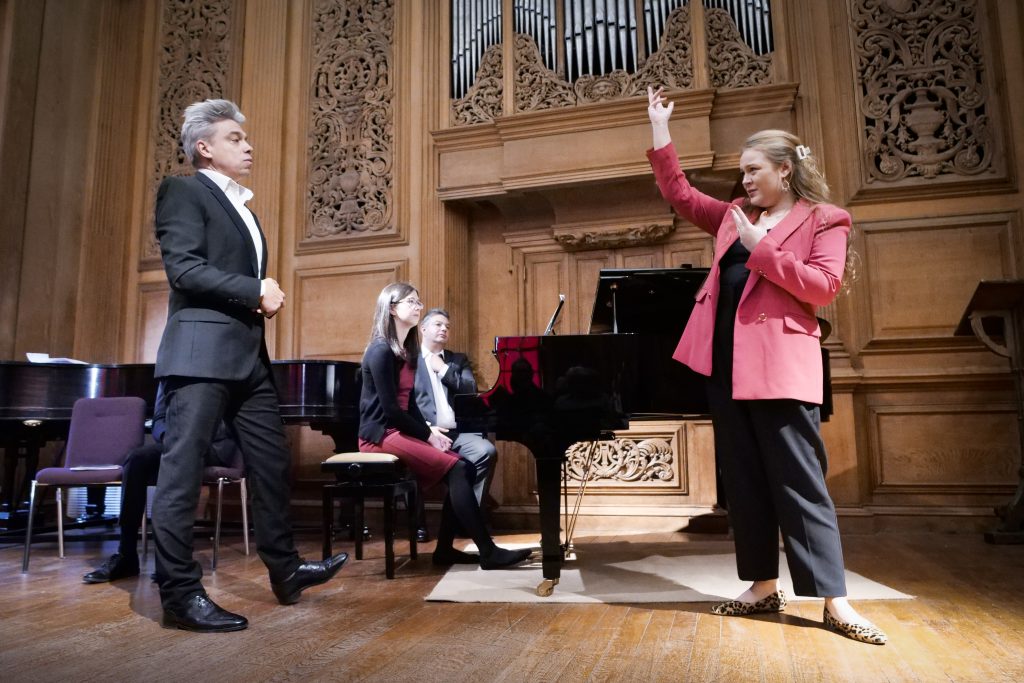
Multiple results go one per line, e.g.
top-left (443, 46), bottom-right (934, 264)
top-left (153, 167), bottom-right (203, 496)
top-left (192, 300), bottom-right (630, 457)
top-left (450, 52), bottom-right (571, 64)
top-left (421, 347), bottom-right (457, 429)
top-left (199, 168), bottom-right (263, 277)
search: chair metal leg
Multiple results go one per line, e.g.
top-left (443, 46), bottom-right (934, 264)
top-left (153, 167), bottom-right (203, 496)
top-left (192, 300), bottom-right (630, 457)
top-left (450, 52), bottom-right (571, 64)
top-left (141, 508), bottom-right (148, 557)
top-left (240, 478), bottom-right (250, 556)
top-left (56, 487), bottom-right (64, 559)
top-left (21, 480), bottom-right (39, 572)
top-left (212, 478), bottom-right (224, 572)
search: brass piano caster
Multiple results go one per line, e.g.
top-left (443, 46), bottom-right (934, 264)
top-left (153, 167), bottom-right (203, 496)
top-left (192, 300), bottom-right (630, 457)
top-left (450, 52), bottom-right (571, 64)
top-left (536, 578), bottom-right (559, 597)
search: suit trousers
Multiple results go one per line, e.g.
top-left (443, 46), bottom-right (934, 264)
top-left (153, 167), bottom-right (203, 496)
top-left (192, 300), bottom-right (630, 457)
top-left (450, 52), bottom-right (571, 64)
top-left (153, 360), bottom-right (301, 609)
top-left (705, 380), bottom-right (847, 597)
top-left (450, 431), bottom-right (496, 504)
top-left (118, 443), bottom-right (161, 557)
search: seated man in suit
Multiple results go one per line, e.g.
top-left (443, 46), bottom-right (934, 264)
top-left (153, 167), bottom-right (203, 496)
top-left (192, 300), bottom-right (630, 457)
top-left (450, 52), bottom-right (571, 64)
top-left (82, 384), bottom-right (239, 584)
top-left (415, 308), bottom-right (497, 538)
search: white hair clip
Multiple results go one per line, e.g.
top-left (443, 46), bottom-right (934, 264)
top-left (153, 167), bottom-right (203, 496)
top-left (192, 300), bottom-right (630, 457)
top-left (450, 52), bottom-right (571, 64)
top-left (795, 144), bottom-right (811, 160)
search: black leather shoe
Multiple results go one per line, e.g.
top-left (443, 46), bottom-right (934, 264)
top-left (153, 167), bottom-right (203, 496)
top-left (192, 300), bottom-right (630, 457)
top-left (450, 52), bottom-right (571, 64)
top-left (432, 547), bottom-right (480, 566)
top-left (416, 527), bottom-right (430, 543)
top-left (82, 552), bottom-right (140, 584)
top-left (162, 593), bottom-right (248, 633)
top-left (271, 553), bottom-right (348, 605)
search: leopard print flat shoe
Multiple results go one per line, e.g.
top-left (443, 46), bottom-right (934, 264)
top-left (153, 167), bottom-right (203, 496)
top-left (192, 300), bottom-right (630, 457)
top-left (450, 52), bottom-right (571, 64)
top-left (711, 589), bottom-right (788, 616)
top-left (823, 607), bottom-right (888, 645)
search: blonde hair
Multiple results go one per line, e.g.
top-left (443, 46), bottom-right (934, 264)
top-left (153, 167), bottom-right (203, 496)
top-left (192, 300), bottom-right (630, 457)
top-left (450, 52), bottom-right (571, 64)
top-left (742, 129), bottom-right (830, 205)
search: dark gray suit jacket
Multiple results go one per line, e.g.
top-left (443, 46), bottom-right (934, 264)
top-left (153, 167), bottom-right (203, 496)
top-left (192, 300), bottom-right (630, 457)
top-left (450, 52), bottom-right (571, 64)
top-left (413, 350), bottom-right (477, 428)
top-left (153, 173), bottom-right (268, 381)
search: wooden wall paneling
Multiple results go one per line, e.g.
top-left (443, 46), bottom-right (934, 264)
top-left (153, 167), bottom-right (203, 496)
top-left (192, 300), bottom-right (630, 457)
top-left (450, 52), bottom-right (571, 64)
top-left (239, 0), bottom-right (289, 360)
top-left (857, 213), bottom-right (1018, 351)
top-left (865, 393), bottom-right (1018, 508)
top-left (73, 0), bottom-right (148, 364)
top-left (14, 0), bottom-right (103, 361)
top-left (134, 280), bottom-right (170, 364)
top-left (292, 260), bottom-right (407, 362)
top-left (570, 250), bottom-right (614, 333)
top-left (522, 250), bottom-right (567, 335)
top-left (0, 0), bottom-right (44, 360)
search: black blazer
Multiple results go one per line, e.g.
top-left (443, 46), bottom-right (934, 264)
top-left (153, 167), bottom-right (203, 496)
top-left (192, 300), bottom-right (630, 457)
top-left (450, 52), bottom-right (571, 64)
top-left (358, 338), bottom-right (432, 445)
top-left (154, 173), bottom-right (268, 381)
top-left (413, 350), bottom-right (477, 427)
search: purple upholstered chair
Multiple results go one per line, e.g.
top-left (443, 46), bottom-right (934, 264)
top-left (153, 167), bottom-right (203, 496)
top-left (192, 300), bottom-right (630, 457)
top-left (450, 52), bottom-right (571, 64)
top-left (21, 396), bottom-right (146, 572)
top-left (202, 444), bottom-right (249, 572)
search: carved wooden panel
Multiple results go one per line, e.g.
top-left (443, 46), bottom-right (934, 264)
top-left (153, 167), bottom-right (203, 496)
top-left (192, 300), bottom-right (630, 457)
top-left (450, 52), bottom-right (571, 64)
top-left (523, 251), bottom-right (567, 335)
top-left (292, 261), bottom-right (405, 361)
top-left (566, 422), bottom-right (685, 492)
top-left (451, 43), bottom-right (504, 125)
top-left (849, 0), bottom-right (1009, 196)
top-left (304, 0), bottom-right (395, 245)
top-left (511, 7), bottom-right (694, 114)
top-left (869, 403), bottom-right (1018, 492)
top-left (704, 7), bottom-right (772, 89)
top-left (858, 213), bottom-right (1017, 346)
top-left (144, 0), bottom-right (242, 266)
top-left (135, 282), bottom-right (170, 363)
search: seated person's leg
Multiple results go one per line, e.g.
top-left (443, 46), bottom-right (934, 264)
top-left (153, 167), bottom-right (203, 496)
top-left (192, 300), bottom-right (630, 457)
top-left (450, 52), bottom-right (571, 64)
top-left (82, 444), bottom-right (162, 583)
top-left (451, 432), bottom-right (496, 505)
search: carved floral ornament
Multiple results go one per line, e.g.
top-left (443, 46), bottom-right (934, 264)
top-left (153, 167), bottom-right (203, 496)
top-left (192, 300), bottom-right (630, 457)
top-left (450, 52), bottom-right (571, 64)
top-left (305, 0), bottom-right (395, 242)
top-left (852, 0), bottom-right (997, 184)
top-left (145, 0), bottom-right (238, 263)
top-left (565, 438), bottom-right (676, 485)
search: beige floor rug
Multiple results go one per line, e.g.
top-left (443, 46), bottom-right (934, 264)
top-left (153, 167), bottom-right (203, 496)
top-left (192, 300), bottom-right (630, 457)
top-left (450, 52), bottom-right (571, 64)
top-left (425, 540), bottom-right (914, 603)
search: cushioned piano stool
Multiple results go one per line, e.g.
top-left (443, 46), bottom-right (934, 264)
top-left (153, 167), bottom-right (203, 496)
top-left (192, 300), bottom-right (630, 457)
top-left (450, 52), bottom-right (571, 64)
top-left (321, 453), bottom-right (418, 579)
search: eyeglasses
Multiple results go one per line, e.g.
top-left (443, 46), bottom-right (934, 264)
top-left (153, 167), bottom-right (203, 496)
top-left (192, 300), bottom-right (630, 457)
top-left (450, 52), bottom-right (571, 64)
top-left (396, 297), bottom-right (424, 309)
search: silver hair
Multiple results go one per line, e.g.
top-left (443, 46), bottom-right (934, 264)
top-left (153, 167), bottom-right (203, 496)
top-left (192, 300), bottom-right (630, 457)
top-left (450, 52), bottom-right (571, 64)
top-left (420, 308), bottom-right (450, 327)
top-left (180, 99), bottom-right (245, 168)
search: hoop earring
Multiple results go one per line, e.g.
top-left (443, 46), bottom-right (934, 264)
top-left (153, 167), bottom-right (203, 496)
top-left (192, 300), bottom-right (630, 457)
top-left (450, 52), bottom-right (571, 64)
top-left (781, 177), bottom-right (791, 193)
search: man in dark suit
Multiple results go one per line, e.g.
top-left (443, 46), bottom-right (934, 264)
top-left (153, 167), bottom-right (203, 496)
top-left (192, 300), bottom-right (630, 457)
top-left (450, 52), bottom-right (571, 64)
top-left (414, 308), bottom-right (496, 507)
top-left (152, 99), bottom-right (346, 633)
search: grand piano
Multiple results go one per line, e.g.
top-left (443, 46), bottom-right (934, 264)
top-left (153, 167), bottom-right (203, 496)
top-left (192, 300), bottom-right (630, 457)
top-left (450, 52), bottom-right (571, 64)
top-left (0, 359), bottom-right (360, 530)
top-left (455, 266), bottom-right (833, 596)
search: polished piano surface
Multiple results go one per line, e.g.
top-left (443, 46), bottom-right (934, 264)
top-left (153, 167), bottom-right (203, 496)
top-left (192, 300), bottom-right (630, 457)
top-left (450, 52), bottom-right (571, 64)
top-left (0, 359), bottom-right (360, 529)
top-left (455, 266), bottom-right (833, 595)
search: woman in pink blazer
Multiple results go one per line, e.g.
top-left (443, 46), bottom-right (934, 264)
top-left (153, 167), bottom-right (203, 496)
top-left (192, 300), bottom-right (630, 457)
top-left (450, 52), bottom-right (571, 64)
top-left (646, 86), bottom-right (886, 645)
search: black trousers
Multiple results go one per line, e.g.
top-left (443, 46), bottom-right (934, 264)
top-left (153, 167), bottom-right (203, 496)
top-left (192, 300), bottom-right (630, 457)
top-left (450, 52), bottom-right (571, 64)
top-left (152, 360), bottom-right (301, 609)
top-left (118, 444), bottom-right (162, 556)
top-left (706, 380), bottom-right (847, 597)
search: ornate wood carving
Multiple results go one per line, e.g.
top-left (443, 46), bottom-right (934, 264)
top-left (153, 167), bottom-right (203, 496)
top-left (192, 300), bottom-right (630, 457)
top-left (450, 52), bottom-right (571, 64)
top-left (305, 0), bottom-right (395, 241)
top-left (565, 438), bottom-right (676, 485)
top-left (704, 7), bottom-right (772, 89)
top-left (851, 0), bottom-right (1000, 188)
top-left (509, 7), bottom-right (693, 114)
top-left (513, 34), bottom-right (574, 113)
top-left (451, 43), bottom-right (503, 125)
top-left (144, 0), bottom-right (240, 265)
top-left (552, 216), bottom-right (676, 251)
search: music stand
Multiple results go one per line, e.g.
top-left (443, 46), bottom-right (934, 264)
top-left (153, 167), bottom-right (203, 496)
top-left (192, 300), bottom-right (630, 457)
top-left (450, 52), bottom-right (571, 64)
top-left (956, 280), bottom-right (1024, 543)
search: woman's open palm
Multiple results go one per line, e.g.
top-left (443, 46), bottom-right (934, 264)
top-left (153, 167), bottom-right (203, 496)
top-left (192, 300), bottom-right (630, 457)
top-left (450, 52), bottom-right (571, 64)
top-left (648, 86), bottom-right (674, 125)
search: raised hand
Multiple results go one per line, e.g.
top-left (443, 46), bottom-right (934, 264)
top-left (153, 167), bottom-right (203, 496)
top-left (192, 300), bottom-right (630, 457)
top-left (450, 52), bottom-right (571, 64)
top-left (731, 205), bottom-right (768, 251)
top-left (647, 86), bottom-right (674, 125)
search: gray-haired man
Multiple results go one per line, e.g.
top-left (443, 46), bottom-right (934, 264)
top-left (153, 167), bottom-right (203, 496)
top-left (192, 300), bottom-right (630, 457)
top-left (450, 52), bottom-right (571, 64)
top-left (414, 308), bottom-right (497, 561)
top-left (152, 99), bottom-right (346, 632)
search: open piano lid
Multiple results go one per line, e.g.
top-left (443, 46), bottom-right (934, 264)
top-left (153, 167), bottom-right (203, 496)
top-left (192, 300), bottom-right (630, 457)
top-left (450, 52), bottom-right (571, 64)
top-left (588, 266), bottom-right (709, 336)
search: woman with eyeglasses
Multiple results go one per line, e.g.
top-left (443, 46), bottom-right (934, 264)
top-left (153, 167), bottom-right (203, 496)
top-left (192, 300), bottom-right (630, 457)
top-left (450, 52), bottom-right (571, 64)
top-left (645, 87), bottom-right (886, 645)
top-left (357, 282), bottom-right (533, 569)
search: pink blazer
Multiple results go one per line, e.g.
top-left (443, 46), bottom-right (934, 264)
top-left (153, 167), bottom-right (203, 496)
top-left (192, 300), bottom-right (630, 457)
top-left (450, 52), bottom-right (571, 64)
top-left (647, 143), bottom-right (850, 404)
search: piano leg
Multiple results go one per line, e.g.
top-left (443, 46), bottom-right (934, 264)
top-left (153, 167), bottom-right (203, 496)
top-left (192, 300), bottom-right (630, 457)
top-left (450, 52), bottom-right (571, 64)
top-left (534, 452), bottom-right (564, 596)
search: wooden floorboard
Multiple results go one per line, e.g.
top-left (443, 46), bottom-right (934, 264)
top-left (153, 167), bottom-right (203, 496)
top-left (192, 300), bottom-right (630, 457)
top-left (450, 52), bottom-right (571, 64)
top-left (1, 530), bottom-right (1023, 682)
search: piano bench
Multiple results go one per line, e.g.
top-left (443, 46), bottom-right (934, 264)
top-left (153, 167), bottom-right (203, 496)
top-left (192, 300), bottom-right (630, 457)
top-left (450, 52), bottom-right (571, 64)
top-left (321, 453), bottom-right (419, 579)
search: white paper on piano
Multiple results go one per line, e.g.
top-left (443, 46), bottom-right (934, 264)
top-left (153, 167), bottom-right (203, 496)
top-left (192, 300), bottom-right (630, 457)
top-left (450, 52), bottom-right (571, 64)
top-left (69, 465), bottom-right (121, 471)
top-left (26, 352), bottom-right (88, 364)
